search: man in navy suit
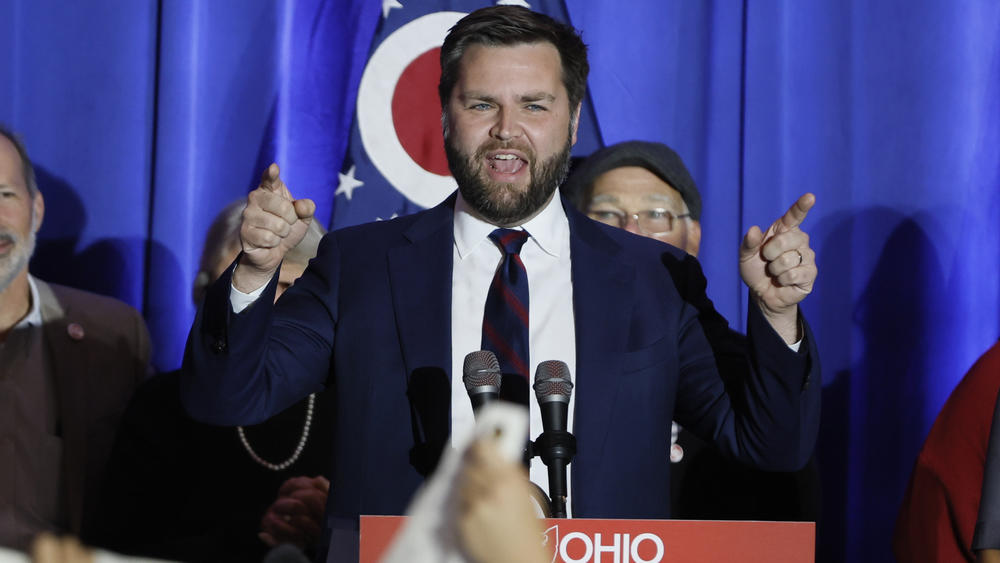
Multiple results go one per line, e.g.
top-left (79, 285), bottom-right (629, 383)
top-left (182, 6), bottom-right (820, 561)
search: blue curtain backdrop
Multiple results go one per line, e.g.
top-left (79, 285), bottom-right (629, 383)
top-left (3, 1), bottom-right (998, 561)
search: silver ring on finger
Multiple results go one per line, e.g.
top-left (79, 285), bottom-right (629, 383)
top-left (794, 249), bottom-right (804, 266)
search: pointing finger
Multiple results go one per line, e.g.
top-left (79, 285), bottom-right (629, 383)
top-left (777, 193), bottom-right (816, 233)
top-left (260, 163), bottom-right (296, 202)
top-left (260, 163), bottom-right (281, 191)
top-left (739, 225), bottom-right (765, 261)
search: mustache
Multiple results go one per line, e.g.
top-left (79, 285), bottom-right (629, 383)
top-left (474, 140), bottom-right (534, 161)
top-left (0, 231), bottom-right (17, 246)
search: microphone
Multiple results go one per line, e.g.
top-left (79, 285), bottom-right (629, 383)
top-left (532, 360), bottom-right (576, 518)
top-left (463, 350), bottom-right (502, 414)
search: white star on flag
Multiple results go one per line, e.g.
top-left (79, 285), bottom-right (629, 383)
top-left (336, 165), bottom-right (364, 201)
top-left (496, 0), bottom-right (531, 7)
top-left (382, 0), bottom-right (403, 19)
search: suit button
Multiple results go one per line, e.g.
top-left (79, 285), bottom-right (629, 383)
top-left (212, 339), bottom-right (227, 353)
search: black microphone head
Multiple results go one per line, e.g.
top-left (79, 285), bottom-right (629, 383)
top-left (533, 360), bottom-right (573, 404)
top-left (463, 350), bottom-right (502, 395)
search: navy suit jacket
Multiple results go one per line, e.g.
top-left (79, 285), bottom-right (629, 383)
top-left (181, 194), bottom-right (820, 561)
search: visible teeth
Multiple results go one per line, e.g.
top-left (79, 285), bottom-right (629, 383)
top-left (493, 154), bottom-right (517, 160)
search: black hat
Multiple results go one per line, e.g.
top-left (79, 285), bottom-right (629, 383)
top-left (563, 140), bottom-right (702, 221)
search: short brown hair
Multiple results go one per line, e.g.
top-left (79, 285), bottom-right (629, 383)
top-left (438, 6), bottom-right (589, 116)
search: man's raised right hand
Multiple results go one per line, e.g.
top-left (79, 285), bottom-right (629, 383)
top-left (234, 163), bottom-right (316, 293)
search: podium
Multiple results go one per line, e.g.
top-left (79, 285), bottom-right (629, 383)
top-left (360, 515), bottom-right (814, 562)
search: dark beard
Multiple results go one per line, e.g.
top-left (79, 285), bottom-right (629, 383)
top-left (446, 135), bottom-right (573, 226)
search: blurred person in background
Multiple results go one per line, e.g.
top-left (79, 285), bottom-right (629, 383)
top-left (87, 200), bottom-right (332, 563)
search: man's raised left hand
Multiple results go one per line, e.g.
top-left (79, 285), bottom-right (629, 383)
top-left (739, 193), bottom-right (817, 344)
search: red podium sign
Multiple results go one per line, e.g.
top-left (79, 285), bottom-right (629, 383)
top-left (360, 516), bottom-right (814, 563)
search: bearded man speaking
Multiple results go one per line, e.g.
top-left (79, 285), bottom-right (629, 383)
top-left (181, 6), bottom-right (821, 562)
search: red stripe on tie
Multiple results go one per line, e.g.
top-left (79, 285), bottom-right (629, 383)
top-left (498, 278), bottom-right (529, 325)
top-left (482, 321), bottom-right (530, 377)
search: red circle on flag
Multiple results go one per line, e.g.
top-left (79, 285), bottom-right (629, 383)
top-left (391, 47), bottom-right (450, 177)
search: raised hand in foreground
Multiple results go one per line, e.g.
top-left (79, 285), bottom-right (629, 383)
top-left (457, 439), bottom-right (549, 563)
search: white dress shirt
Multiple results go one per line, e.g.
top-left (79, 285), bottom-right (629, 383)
top-left (450, 191), bottom-right (576, 517)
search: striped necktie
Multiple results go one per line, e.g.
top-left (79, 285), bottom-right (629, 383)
top-left (482, 228), bottom-right (530, 406)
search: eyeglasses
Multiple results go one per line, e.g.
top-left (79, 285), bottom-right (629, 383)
top-left (586, 208), bottom-right (691, 236)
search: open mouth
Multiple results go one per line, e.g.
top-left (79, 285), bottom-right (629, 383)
top-left (486, 151), bottom-right (528, 179)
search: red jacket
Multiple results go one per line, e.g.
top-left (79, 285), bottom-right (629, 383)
top-left (894, 341), bottom-right (1000, 562)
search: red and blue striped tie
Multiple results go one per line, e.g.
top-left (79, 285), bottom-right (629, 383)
top-left (482, 228), bottom-right (531, 406)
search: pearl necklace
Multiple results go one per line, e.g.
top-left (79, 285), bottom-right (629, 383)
top-left (237, 393), bottom-right (315, 471)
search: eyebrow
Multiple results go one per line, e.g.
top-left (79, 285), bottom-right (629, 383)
top-left (459, 92), bottom-right (556, 104)
top-left (589, 192), bottom-right (688, 213)
top-left (518, 92), bottom-right (556, 103)
top-left (641, 193), bottom-right (675, 204)
top-left (588, 194), bottom-right (621, 205)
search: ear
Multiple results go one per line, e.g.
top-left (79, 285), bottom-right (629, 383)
top-left (32, 190), bottom-right (45, 233)
top-left (687, 219), bottom-right (702, 258)
top-left (570, 102), bottom-right (582, 146)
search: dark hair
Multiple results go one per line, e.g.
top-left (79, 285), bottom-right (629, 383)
top-left (439, 6), bottom-right (589, 116)
top-left (0, 123), bottom-right (39, 198)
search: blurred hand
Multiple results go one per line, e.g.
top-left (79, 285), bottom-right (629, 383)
top-left (739, 193), bottom-right (817, 343)
top-left (235, 163), bottom-right (316, 293)
top-left (457, 440), bottom-right (549, 563)
top-left (30, 534), bottom-right (94, 563)
top-left (259, 475), bottom-right (329, 550)
top-left (978, 549), bottom-right (1000, 563)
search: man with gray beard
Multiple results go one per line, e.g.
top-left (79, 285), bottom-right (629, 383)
top-left (0, 125), bottom-right (150, 552)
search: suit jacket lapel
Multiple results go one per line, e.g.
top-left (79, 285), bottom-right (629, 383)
top-left (565, 202), bottom-right (634, 507)
top-left (36, 280), bottom-right (90, 533)
top-left (388, 194), bottom-right (456, 381)
top-left (387, 195), bottom-right (456, 473)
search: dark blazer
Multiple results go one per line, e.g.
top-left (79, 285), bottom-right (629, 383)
top-left (36, 280), bottom-right (150, 537)
top-left (181, 195), bottom-right (820, 561)
top-left (89, 371), bottom-right (334, 562)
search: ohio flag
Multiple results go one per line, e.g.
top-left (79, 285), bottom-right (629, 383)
top-left (317, 0), bottom-right (605, 229)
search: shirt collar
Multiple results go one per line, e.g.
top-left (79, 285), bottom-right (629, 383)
top-left (453, 189), bottom-right (569, 260)
top-left (15, 275), bottom-right (43, 329)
